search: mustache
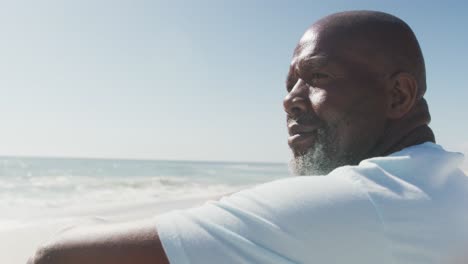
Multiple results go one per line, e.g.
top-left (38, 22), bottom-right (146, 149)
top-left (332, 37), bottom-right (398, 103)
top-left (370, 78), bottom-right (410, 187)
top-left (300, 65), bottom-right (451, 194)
top-left (286, 113), bottom-right (321, 126)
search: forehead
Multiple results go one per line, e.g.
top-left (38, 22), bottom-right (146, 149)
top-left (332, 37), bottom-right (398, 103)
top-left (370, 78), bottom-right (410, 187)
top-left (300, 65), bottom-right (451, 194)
top-left (291, 27), bottom-right (377, 75)
top-left (291, 29), bottom-right (323, 69)
top-left (295, 29), bottom-right (319, 60)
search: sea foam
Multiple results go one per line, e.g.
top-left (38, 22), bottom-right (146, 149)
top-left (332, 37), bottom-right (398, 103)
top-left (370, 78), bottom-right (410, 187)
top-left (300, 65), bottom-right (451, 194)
top-left (0, 156), bottom-right (288, 229)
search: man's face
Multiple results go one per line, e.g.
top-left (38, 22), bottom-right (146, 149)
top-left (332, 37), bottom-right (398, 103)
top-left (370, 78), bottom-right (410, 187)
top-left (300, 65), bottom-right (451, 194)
top-left (285, 27), bottom-right (388, 175)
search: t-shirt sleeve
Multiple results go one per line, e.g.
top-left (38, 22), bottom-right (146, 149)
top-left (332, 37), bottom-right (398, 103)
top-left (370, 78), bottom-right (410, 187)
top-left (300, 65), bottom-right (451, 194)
top-left (155, 173), bottom-right (392, 264)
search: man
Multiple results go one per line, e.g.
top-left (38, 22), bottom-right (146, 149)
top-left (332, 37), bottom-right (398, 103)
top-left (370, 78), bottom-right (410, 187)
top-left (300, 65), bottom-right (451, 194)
top-left (30, 10), bottom-right (468, 264)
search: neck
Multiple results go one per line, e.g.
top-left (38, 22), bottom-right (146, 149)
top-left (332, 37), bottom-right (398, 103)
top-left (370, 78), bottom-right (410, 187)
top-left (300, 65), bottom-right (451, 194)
top-left (368, 98), bottom-right (435, 158)
top-left (381, 124), bottom-right (435, 156)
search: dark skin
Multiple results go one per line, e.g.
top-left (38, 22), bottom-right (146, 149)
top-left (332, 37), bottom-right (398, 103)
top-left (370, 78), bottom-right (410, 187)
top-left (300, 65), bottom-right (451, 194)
top-left (28, 11), bottom-right (434, 264)
top-left (285, 11), bottom-right (434, 168)
top-left (28, 219), bottom-right (170, 264)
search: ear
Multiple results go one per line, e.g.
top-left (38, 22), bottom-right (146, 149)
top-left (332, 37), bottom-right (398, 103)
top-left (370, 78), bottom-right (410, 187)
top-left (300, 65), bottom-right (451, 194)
top-left (386, 72), bottom-right (418, 119)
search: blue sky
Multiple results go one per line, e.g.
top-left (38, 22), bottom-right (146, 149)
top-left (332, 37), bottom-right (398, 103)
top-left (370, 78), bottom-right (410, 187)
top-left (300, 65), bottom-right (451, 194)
top-left (0, 0), bottom-right (467, 166)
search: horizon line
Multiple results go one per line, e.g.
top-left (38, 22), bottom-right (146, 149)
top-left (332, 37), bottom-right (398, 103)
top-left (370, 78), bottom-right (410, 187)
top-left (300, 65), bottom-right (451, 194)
top-left (0, 154), bottom-right (288, 165)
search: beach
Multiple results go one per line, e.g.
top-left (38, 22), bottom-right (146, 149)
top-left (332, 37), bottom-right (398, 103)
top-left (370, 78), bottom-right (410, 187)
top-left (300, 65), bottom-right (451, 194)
top-left (0, 156), bottom-right (288, 263)
top-left (1, 195), bottom-right (217, 264)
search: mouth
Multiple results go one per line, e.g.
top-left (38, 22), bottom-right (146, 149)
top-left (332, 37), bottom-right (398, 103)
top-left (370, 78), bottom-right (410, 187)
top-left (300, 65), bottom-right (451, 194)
top-left (287, 123), bottom-right (318, 151)
top-left (288, 131), bottom-right (316, 146)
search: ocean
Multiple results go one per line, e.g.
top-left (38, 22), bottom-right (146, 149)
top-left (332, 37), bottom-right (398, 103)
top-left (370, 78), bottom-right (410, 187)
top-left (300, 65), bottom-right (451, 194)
top-left (0, 156), bottom-right (289, 230)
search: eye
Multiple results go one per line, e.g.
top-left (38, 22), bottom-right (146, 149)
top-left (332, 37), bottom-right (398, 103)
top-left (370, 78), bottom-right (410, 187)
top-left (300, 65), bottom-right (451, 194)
top-left (311, 72), bottom-right (329, 79)
top-left (305, 72), bottom-right (330, 86)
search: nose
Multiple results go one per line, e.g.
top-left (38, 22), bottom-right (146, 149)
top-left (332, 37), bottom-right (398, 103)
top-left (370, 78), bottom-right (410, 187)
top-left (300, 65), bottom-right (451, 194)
top-left (283, 79), bottom-right (310, 118)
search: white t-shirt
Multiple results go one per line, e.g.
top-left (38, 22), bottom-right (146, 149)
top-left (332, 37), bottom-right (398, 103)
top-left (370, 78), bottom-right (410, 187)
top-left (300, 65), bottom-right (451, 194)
top-left (156, 143), bottom-right (468, 263)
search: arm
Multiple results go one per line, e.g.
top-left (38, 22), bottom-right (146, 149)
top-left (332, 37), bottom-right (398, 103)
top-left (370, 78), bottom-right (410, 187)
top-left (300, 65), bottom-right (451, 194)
top-left (28, 219), bottom-right (170, 264)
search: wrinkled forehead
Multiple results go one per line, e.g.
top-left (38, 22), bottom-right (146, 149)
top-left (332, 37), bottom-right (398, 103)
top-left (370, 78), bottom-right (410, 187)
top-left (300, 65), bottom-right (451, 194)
top-left (291, 26), bottom-right (386, 75)
top-left (292, 27), bottom-right (322, 67)
top-left (294, 28), bottom-right (319, 59)
top-left (291, 26), bottom-right (350, 71)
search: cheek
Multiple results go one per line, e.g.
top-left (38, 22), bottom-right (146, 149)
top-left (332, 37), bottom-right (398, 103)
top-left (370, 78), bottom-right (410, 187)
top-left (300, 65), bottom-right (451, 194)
top-left (308, 80), bottom-right (387, 130)
top-left (309, 89), bottom-right (328, 114)
top-left (313, 89), bottom-right (386, 142)
top-left (309, 87), bottom-right (354, 122)
top-left (335, 96), bottom-right (388, 150)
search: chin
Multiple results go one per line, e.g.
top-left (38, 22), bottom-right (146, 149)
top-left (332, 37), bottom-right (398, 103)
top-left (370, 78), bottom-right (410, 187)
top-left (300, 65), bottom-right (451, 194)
top-left (288, 145), bottom-right (335, 176)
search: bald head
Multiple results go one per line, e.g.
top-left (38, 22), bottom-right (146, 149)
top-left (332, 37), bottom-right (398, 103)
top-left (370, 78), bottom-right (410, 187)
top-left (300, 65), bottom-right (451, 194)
top-left (285, 11), bottom-right (434, 175)
top-left (305, 10), bottom-right (426, 97)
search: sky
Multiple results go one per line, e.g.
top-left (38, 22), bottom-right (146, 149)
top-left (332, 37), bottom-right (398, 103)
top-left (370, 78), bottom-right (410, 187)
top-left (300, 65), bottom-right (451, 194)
top-left (0, 0), bottom-right (467, 166)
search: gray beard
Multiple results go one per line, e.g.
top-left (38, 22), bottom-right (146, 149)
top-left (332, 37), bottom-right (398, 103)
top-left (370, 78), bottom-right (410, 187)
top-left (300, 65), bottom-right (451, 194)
top-left (288, 126), bottom-right (344, 176)
top-left (289, 139), bottom-right (333, 176)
